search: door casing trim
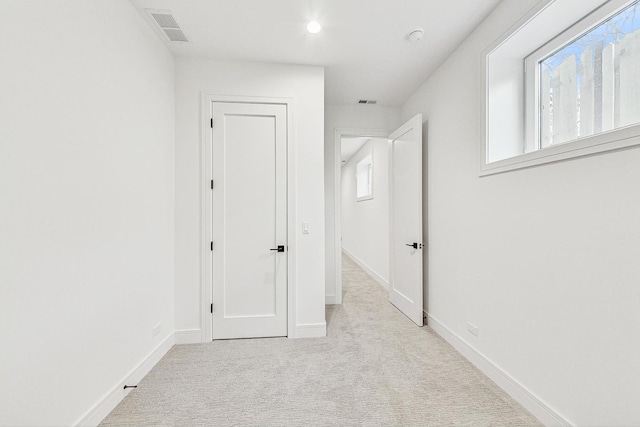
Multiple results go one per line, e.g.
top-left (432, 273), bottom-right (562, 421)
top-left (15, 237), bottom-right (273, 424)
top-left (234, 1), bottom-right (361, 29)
top-left (200, 94), bottom-right (296, 341)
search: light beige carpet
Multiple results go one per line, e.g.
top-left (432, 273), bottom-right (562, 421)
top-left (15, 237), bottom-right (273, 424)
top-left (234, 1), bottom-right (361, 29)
top-left (101, 254), bottom-right (541, 426)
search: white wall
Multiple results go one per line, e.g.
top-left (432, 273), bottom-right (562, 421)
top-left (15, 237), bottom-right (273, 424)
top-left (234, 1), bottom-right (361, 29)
top-left (174, 58), bottom-right (325, 337)
top-left (341, 139), bottom-right (390, 286)
top-left (401, 0), bottom-right (640, 425)
top-left (324, 105), bottom-right (401, 302)
top-left (0, 1), bottom-right (175, 425)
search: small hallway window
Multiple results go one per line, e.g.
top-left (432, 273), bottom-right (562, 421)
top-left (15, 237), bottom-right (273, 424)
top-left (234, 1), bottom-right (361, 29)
top-left (356, 152), bottom-right (373, 201)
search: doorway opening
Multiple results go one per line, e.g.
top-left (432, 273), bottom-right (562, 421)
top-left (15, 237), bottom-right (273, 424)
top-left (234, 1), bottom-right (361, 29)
top-left (333, 115), bottom-right (425, 326)
top-left (332, 129), bottom-right (389, 306)
top-left (340, 136), bottom-right (391, 292)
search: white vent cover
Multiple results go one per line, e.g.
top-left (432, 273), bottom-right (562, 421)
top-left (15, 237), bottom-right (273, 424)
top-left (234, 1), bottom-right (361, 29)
top-left (151, 13), bottom-right (179, 29)
top-left (163, 28), bottom-right (189, 42)
top-left (146, 9), bottom-right (189, 43)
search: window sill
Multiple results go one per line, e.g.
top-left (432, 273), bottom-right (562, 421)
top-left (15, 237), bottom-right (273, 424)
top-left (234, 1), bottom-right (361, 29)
top-left (480, 123), bottom-right (640, 176)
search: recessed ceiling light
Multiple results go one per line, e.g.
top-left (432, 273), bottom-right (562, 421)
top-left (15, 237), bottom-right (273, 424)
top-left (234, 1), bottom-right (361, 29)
top-left (406, 28), bottom-right (424, 42)
top-left (307, 21), bottom-right (322, 34)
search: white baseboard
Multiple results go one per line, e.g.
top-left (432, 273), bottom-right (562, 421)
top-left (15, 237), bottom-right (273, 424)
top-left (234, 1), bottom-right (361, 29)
top-left (174, 329), bottom-right (202, 344)
top-left (425, 313), bottom-right (571, 427)
top-left (342, 248), bottom-right (389, 290)
top-left (325, 294), bottom-right (337, 305)
top-left (294, 322), bottom-right (327, 338)
top-left (75, 333), bottom-right (174, 427)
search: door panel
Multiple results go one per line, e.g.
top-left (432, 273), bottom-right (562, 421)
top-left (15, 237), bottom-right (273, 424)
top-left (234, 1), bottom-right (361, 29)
top-left (211, 102), bottom-right (287, 339)
top-left (389, 114), bottom-right (423, 326)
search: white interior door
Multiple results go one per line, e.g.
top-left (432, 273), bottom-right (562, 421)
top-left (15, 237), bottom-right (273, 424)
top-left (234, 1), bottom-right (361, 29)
top-left (388, 114), bottom-right (423, 326)
top-left (211, 102), bottom-right (287, 339)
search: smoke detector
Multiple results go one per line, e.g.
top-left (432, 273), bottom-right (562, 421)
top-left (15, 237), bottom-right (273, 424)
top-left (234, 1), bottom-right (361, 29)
top-left (146, 9), bottom-right (189, 43)
top-left (406, 29), bottom-right (424, 42)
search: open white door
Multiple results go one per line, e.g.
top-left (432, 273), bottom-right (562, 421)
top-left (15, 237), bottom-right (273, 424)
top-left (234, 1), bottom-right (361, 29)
top-left (388, 114), bottom-right (423, 326)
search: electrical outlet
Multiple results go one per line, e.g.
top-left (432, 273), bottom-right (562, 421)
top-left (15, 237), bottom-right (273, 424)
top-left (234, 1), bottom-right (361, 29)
top-left (467, 322), bottom-right (479, 337)
top-left (152, 323), bottom-right (161, 338)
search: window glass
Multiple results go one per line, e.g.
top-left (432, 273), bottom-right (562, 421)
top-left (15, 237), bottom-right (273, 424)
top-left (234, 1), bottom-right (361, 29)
top-left (356, 154), bottom-right (373, 200)
top-left (539, 0), bottom-right (640, 147)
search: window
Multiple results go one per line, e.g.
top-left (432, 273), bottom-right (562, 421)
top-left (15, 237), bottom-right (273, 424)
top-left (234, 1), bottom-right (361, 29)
top-left (482, 0), bottom-right (640, 175)
top-left (356, 152), bottom-right (373, 201)
top-left (528, 0), bottom-right (640, 148)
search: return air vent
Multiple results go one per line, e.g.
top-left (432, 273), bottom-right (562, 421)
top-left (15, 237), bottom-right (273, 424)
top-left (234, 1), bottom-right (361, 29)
top-left (151, 13), bottom-right (179, 29)
top-left (163, 28), bottom-right (189, 42)
top-left (146, 9), bottom-right (189, 43)
top-left (358, 100), bottom-right (377, 105)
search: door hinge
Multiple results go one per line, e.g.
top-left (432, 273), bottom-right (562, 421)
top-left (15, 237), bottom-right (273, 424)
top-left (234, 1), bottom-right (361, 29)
top-left (210, 118), bottom-right (213, 128)
top-left (210, 241), bottom-right (214, 251)
top-left (210, 180), bottom-right (214, 189)
top-left (210, 303), bottom-right (214, 314)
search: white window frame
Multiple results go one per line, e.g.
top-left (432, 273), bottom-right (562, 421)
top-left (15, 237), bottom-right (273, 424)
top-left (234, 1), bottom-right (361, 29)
top-left (482, 0), bottom-right (640, 176)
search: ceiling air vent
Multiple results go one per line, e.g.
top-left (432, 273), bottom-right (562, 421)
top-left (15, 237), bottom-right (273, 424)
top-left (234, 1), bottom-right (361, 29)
top-left (147, 10), bottom-right (189, 43)
top-left (163, 28), bottom-right (189, 42)
top-left (151, 13), bottom-right (179, 29)
top-left (358, 100), bottom-right (377, 105)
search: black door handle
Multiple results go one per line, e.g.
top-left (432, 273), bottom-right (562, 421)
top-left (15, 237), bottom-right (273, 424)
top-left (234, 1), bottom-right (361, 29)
top-left (406, 242), bottom-right (423, 249)
top-left (270, 245), bottom-right (285, 252)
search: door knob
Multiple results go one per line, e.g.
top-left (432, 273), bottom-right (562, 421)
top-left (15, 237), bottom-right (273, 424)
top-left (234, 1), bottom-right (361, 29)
top-left (270, 245), bottom-right (285, 253)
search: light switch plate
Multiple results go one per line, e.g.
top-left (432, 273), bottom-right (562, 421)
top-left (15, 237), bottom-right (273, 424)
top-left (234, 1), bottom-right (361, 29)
top-left (302, 222), bottom-right (310, 234)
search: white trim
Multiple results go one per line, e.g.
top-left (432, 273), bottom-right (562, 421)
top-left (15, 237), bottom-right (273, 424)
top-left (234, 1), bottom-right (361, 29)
top-left (481, 124), bottom-right (640, 176)
top-left (174, 329), bottom-right (202, 345)
top-left (200, 93), bottom-right (212, 343)
top-left (333, 128), bottom-right (391, 306)
top-left (325, 294), bottom-right (338, 305)
top-left (426, 313), bottom-right (572, 427)
top-left (75, 334), bottom-right (174, 427)
top-left (342, 248), bottom-right (389, 290)
top-left (294, 322), bottom-right (327, 338)
top-left (286, 99), bottom-right (297, 339)
top-left (200, 94), bottom-right (296, 341)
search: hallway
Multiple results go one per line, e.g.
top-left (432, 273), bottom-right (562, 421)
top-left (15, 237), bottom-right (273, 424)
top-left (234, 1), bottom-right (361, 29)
top-left (101, 254), bottom-right (539, 426)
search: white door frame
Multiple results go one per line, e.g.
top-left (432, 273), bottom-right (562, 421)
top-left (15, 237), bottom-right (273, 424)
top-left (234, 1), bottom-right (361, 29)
top-left (200, 94), bottom-right (296, 341)
top-left (333, 128), bottom-right (391, 305)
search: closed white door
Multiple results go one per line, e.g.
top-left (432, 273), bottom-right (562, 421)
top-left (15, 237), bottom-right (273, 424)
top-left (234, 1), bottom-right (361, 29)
top-left (211, 102), bottom-right (287, 339)
top-left (388, 114), bottom-right (423, 326)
